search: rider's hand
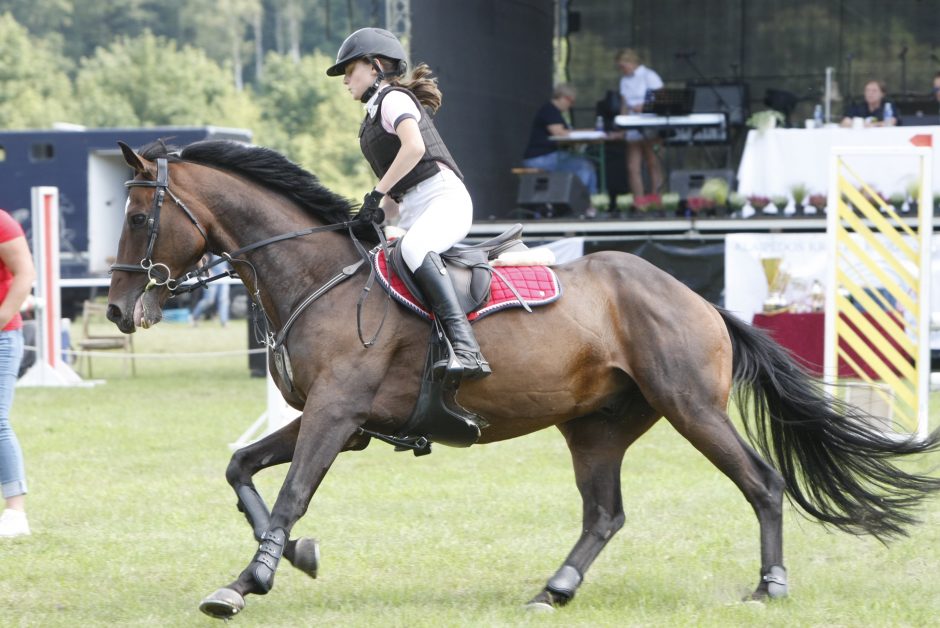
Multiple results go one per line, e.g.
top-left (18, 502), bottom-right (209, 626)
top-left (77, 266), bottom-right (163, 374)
top-left (359, 189), bottom-right (385, 224)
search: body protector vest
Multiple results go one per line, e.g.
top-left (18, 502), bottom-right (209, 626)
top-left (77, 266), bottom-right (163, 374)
top-left (359, 87), bottom-right (463, 200)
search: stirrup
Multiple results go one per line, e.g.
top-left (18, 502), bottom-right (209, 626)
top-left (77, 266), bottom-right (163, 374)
top-left (455, 351), bottom-right (492, 380)
top-left (431, 352), bottom-right (491, 381)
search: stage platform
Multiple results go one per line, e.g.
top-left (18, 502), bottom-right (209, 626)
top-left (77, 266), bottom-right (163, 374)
top-left (469, 214), bottom-right (940, 241)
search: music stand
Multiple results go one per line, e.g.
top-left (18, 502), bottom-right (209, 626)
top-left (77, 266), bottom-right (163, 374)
top-left (642, 88), bottom-right (694, 116)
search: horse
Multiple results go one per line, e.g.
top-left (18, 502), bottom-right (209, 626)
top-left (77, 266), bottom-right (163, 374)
top-left (106, 139), bottom-right (940, 619)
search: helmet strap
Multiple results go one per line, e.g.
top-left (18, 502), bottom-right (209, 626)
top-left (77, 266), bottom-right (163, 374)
top-left (360, 56), bottom-right (386, 103)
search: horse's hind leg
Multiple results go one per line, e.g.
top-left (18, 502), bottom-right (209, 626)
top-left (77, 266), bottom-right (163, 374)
top-left (527, 406), bottom-right (659, 609)
top-left (224, 418), bottom-right (318, 579)
top-left (661, 403), bottom-right (787, 600)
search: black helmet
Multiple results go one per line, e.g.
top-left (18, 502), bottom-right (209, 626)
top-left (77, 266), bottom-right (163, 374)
top-left (326, 27), bottom-right (407, 76)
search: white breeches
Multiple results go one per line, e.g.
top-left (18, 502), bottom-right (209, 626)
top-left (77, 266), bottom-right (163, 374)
top-left (398, 168), bottom-right (473, 272)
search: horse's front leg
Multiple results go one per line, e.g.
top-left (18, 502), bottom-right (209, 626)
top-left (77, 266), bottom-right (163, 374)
top-left (226, 417), bottom-right (300, 541)
top-left (201, 399), bottom-right (361, 619)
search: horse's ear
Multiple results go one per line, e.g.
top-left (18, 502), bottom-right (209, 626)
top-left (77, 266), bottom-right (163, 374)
top-left (118, 141), bottom-right (148, 174)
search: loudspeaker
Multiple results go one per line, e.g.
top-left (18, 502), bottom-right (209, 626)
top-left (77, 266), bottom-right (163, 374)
top-left (690, 82), bottom-right (749, 125)
top-left (516, 172), bottom-right (590, 216)
top-left (669, 169), bottom-right (735, 199)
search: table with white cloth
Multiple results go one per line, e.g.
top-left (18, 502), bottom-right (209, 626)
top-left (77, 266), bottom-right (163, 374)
top-left (736, 126), bottom-right (940, 197)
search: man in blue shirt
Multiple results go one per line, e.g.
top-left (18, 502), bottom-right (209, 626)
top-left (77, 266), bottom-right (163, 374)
top-left (522, 84), bottom-right (598, 198)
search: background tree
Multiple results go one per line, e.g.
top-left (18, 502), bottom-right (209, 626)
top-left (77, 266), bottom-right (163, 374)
top-left (180, 0), bottom-right (262, 90)
top-left (0, 12), bottom-right (75, 128)
top-left (255, 50), bottom-right (373, 198)
top-left (73, 31), bottom-right (261, 129)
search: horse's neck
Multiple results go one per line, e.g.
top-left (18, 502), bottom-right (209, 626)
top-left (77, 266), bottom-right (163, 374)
top-left (214, 199), bottom-right (358, 328)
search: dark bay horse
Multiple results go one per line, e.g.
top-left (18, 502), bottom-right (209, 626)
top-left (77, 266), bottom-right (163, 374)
top-left (106, 140), bottom-right (940, 619)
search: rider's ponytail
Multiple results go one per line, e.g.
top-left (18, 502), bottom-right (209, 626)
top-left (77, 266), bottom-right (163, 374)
top-left (380, 60), bottom-right (442, 113)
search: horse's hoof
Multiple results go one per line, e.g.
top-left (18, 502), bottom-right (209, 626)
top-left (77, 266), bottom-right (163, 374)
top-left (290, 537), bottom-right (320, 579)
top-left (524, 601), bottom-right (555, 613)
top-left (199, 588), bottom-right (245, 619)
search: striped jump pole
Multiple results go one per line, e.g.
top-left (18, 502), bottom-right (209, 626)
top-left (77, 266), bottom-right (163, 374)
top-left (825, 144), bottom-right (933, 438)
top-left (17, 187), bottom-right (87, 387)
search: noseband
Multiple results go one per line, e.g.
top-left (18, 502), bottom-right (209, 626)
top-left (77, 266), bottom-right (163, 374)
top-left (110, 157), bottom-right (210, 292)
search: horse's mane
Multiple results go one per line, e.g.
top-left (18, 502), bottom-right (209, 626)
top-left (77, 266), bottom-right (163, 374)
top-left (137, 139), bottom-right (360, 229)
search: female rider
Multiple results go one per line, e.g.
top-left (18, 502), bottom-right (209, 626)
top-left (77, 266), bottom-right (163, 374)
top-left (327, 27), bottom-right (490, 380)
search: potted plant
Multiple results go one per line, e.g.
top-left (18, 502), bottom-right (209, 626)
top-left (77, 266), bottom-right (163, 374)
top-left (685, 195), bottom-right (712, 217)
top-left (728, 192), bottom-right (746, 216)
top-left (887, 192), bottom-right (905, 214)
top-left (904, 180), bottom-right (920, 213)
top-left (661, 192), bottom-right (680, 217)
top-left (807, 193), bottom-right (827, 216)
top-left (770, 194), bottom-right (788, 215)
top-left (748, 195), bottom-right (770, 215)
top-left (700, 177), bottom-right (730, 216)
top-left (789, 183), bottom-right (808, 215)
top-left (634, 193), bottom-right (662, 218)
top-left (746, 109), bottom-right (785, 132)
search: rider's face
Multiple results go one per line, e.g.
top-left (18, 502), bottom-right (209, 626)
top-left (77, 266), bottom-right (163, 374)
top-left (344, 60), bottom-right (376, 100)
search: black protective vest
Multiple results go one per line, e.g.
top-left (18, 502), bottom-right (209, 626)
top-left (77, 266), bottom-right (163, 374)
top-left (359, 86), bottom-right (463, 199)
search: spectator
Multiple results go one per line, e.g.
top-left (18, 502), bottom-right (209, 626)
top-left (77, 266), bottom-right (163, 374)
top-left (521, 83), bottom-right (599, 199)
top-left (0, 208), bottom-right (36, 538)
top-left (840, 79), bottom-right (898, 127)
top-left (190, 254), bottom-right (230, 327)
top-left (616, 48), bottom-right (665, 197)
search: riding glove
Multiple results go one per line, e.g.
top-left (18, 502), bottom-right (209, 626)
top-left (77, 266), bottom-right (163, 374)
top-left (359, 189), bottom-right (385, 224)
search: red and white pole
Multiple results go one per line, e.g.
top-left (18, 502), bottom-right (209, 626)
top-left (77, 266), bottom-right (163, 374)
top-left (18, 187), bottom-right (85, 387)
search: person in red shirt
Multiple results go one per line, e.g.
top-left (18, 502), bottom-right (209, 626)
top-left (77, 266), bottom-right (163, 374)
top-left (0, 209), bottom-right (36, 538)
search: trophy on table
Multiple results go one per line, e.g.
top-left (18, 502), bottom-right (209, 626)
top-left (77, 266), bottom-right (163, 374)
top-left (761, 257), bottom-right (790, 313)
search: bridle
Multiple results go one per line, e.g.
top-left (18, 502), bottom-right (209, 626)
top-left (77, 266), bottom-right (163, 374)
top-left (110, 157), bottom-right (209, 293)
top-left (109, 154), bottom-right (391, 349)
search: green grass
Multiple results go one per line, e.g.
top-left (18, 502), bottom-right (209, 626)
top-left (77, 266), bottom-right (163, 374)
top-left (2, 319), bottom-right (940, 626)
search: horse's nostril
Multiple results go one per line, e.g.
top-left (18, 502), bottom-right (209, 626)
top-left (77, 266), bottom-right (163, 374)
top-left (106, 304), bottom-right (121, 323)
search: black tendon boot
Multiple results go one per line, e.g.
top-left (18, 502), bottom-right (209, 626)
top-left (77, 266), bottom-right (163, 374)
top-left (413, 252), bottom-right (492, 380)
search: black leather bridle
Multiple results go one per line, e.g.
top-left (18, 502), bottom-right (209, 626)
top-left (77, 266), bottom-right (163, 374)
top-left (109, 155), bottom-right (390, 348)
top-left (110, 157), bottom-right (209, 293)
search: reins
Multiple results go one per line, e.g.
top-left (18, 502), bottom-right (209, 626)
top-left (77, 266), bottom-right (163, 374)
top-left (111, 156), bottom-right (392, 351)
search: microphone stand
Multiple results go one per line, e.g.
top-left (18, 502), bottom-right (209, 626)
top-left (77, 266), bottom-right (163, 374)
top-left (675, 52), bottom-right (735, 165)
top-left (845, 52), bottom-right (854, 106)
top-left (898, 46), bottom-right (908, 95)
top-left (676, 52), bottom-right (734, 115)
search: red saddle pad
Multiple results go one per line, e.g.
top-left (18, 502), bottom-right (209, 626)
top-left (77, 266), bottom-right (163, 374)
top-left (373, 247), bottom-right (562, 322)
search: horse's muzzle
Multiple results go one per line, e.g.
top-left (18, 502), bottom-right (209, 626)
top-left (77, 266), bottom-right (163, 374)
top-left (106, 302), bottom-right (137, 334)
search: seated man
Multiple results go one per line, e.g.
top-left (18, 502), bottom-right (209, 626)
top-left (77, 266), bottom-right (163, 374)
top-left (521, 83), bottom-right (598, 199)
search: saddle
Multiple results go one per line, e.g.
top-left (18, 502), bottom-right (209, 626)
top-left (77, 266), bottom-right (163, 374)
top-left (386, 223), bottom-right (527, 314)
top-left (364, 224), bottom-right (562, 455)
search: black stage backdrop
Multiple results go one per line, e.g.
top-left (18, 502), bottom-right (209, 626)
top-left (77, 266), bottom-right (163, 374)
top-left (411, 0), bottom-right (554, 220)
top-left (584, 239), bottom-right (726, 306)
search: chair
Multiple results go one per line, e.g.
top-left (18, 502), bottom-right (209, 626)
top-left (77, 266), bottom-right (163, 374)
top-left (76, 300), bottom-right (135, 377)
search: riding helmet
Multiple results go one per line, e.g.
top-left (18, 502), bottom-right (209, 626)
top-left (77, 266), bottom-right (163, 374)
top-left (326, 27), bottom-right (407, 76)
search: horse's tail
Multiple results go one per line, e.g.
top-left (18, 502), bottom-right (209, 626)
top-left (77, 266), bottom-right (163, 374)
top-left (716, 306), bottom-right (940, 541)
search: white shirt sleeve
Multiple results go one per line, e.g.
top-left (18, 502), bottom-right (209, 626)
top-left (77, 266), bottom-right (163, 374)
top-left (380, 90), bottom-right (423, 135)
top-left (645, 67), bottom-right (664, 91)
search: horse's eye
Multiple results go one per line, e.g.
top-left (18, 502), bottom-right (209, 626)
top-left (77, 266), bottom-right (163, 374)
top-left (129, 213), bottom-right (148, 228)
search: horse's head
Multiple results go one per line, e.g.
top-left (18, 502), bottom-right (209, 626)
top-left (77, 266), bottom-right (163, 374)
top-left (107, 142), bottom-right (208, 333)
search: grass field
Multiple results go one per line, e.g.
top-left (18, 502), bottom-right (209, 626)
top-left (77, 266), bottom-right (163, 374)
top-left (2, 318), bottom-right (940, 627)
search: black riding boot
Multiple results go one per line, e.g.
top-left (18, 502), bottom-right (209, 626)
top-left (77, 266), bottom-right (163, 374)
top-left (413, 252), bottom-right (492, 380)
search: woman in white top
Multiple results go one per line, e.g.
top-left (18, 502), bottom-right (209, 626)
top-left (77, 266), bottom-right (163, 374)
top-left (617, 48), bottom-right (664, 198)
